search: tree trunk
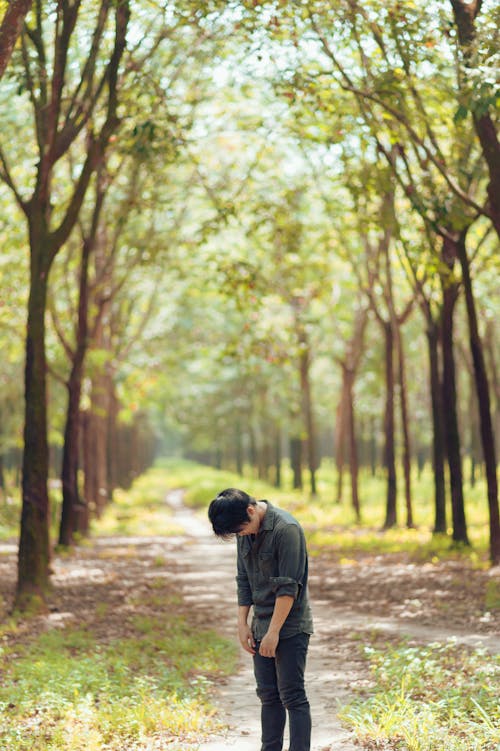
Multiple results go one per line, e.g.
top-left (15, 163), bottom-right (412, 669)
top-left (395, 325), bottom-right (413, 527)
top-left (440, 250), bottom-right (469, 545)
top-left (456, 233), bottom-right (500, 563)
top-left (274, 428), bottom-right (281, 488)
top-left (75, 411), bottom-right (90, 534)
top-left (59, 238), bottom-right (91, 546)
top-left (106, 386), bottom-right (120, 494)
top-left (249, 425), bottom-right (258, 475)
top-left (17, 243), bottom-right (51, 606)
top-left (334, 374), bottom-right (348, 503)
top-left (450, 0), bottom-right (500, 239)
top-left (382, 321), bottom-right (397, 528)
top-left (0, 0), bottom-right (33, 80)
top-left (344, 366), bottom-right (361, 522)
top-left (235, 421), bottom-right (243, 476)
top-left (59, 375), bottom-right (83, 546)
top-left (369, 415), bottom-right (377, 477)
top-left (300, 347), bottom-right (317, 496)
top-left (426, 322), bottom-right (447, 534)
top-left (290, 436), bottom-right (303, 490)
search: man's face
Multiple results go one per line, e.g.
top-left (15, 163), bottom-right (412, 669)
top-left (237, 504), bottom-right (260, 536)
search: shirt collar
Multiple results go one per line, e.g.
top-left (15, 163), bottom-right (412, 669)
top-left (260, 500), bottom-right (275, 531)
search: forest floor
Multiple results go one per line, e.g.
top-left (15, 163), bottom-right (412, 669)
top-left (1, 489), bottom-right (499, 751)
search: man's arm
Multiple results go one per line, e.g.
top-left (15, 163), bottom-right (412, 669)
top-left (238, 604), bottom-right (256, 654)
top-left (258, 595), bottom-right (294, 657)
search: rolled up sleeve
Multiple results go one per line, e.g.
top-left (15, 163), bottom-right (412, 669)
top-left (236, 545), bottom-right (253, 606)
top-left (272, 524), bottom-right (305, 600)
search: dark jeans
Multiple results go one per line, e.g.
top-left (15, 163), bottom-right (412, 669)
top-left (253, 632), bottom-right (311, 751)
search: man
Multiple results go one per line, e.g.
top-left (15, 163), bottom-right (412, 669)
top-left (208, 487), bottom-right (313, 751)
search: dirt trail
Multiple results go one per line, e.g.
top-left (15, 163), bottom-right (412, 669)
top-left (165, 490), bottom-right (500, 751)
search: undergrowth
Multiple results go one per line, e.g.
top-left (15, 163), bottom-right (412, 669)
top-left (0, 605), bottom-right (236, 751)
top-left (340, 638), bottom-right (500, 751)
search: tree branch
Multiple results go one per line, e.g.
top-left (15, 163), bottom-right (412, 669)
top-left (0, 0), bottom-right (33, 80)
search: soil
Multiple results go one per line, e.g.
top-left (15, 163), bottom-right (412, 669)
top-left (0, 489), bottom-right (499, 751)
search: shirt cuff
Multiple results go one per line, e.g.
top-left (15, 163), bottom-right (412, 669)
top-left (270, 576), bottom-right (299, 599)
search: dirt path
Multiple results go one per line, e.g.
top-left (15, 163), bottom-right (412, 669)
top-left (164, 491), bottom-right (500, 751)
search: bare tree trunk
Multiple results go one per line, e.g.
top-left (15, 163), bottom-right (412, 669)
top-left (300, 346), bottom-right (317, 496)
top-left (451, 0), bottom-right (500, 240)
top-left (344, 366), bottom-right (361, 521)
top-left (274, 428), bottom-right (281, 488)
top-left (334, 375), bottom-right (348, 503)
top-left (395, 325), bottom-right (413, 527)
top-left (456, 232), bottom-right (499, 563)
top-left (290, 436), bottom-right (303, 490)
top-left (59, 235), bottom-right (92, 546)
top-left (0, 0), bottom-right (33, 80)
top-left (383, 321), bottom-right (397, 528)
top-left (426, 322), bottom-right (447, 534)
top-left (17, 235), bottom-right (51, 606)
top-left (235, 421), bottom-right (243, 476)
top-left (369, 415), bottom-right (377, 477)
top-left (440, 248), bottom-right (469, 545)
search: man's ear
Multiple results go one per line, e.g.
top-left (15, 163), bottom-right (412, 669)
top-left (247, 504), bottom-right (256, 518)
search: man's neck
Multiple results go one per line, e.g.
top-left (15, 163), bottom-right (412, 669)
top-left (255, 501), bottom-right (267, 531)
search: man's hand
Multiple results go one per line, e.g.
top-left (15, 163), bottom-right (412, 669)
top-left (259, 629), bottom-right (279, 658)
top-left (238, 622), bottom-right (256, 654)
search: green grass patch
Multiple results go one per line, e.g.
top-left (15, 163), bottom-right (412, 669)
top-left (485, 579), bottom-right (500, 611)
top-left (340, 638), bottom-right (500, 751)
top-left (94, 467), bottom-right (185, 537)
top-left (0, 605), bottom-right (237, 750)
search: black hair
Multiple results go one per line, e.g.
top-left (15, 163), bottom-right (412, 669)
top-left (208, 488), bottom-right (257, 539)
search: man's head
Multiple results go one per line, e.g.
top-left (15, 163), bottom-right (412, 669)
top-left (208, 488), bottom-right (259, 539)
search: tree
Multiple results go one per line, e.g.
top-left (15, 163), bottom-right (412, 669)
top-left (0, 0), bottom-right (130, 607)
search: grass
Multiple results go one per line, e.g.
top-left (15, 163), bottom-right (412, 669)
top-left (93, 467), bottom-right (185, 537)
top-left (340, 638), bottom-right (500, 751)
top-left (0, 613), bottom-right (234, 751)
top-left (0, 599), bottom-right (237, 751)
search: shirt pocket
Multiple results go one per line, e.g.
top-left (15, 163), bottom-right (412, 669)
top-left (258, 551), bottom-right (276, 579)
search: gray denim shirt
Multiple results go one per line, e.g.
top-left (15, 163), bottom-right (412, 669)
top-left (236, 501), bottom-right (314, 641)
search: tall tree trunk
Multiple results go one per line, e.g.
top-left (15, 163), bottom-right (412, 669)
top-left (334, 374), bottom-right (348, 503)
top-left (235, 421), bottom-right (243, 476)
top-left (451, 0), bottom-right (500, 240)
top-left (59, 374), bottom-right (83, 546)
top-left (395, 325), bottom-right (413, 527)
top-left (249, 425), bottom-right (258, 476)
top-left (440, 251), bottom-right (469, 545)
top-left (300, 347), bottom-right (317, 496)
top-left (106, 386), bottom-right (120, 495)
top-left (75, 410), bottom-right (90, 535)
top-left (344, 366), bottom-right (361, 521)
top-left (426, 321), bottom-right (447, 534)
top-left (290, 436), bottom-right (303, 490)
top-left (0, 0), bottom-right (33, 80)
top-left (17, 241), bottom-right (51, 606)
top-left (456, 233), bottom-right (500, 563)
top-left (383, 321), bottom-right (397, 528)
top-left (59, 238), bottom-right (91, 546)
top-left (274, 428), bottom-right (281, 488)
top-left (369, 415), bottom-right (377, 477)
